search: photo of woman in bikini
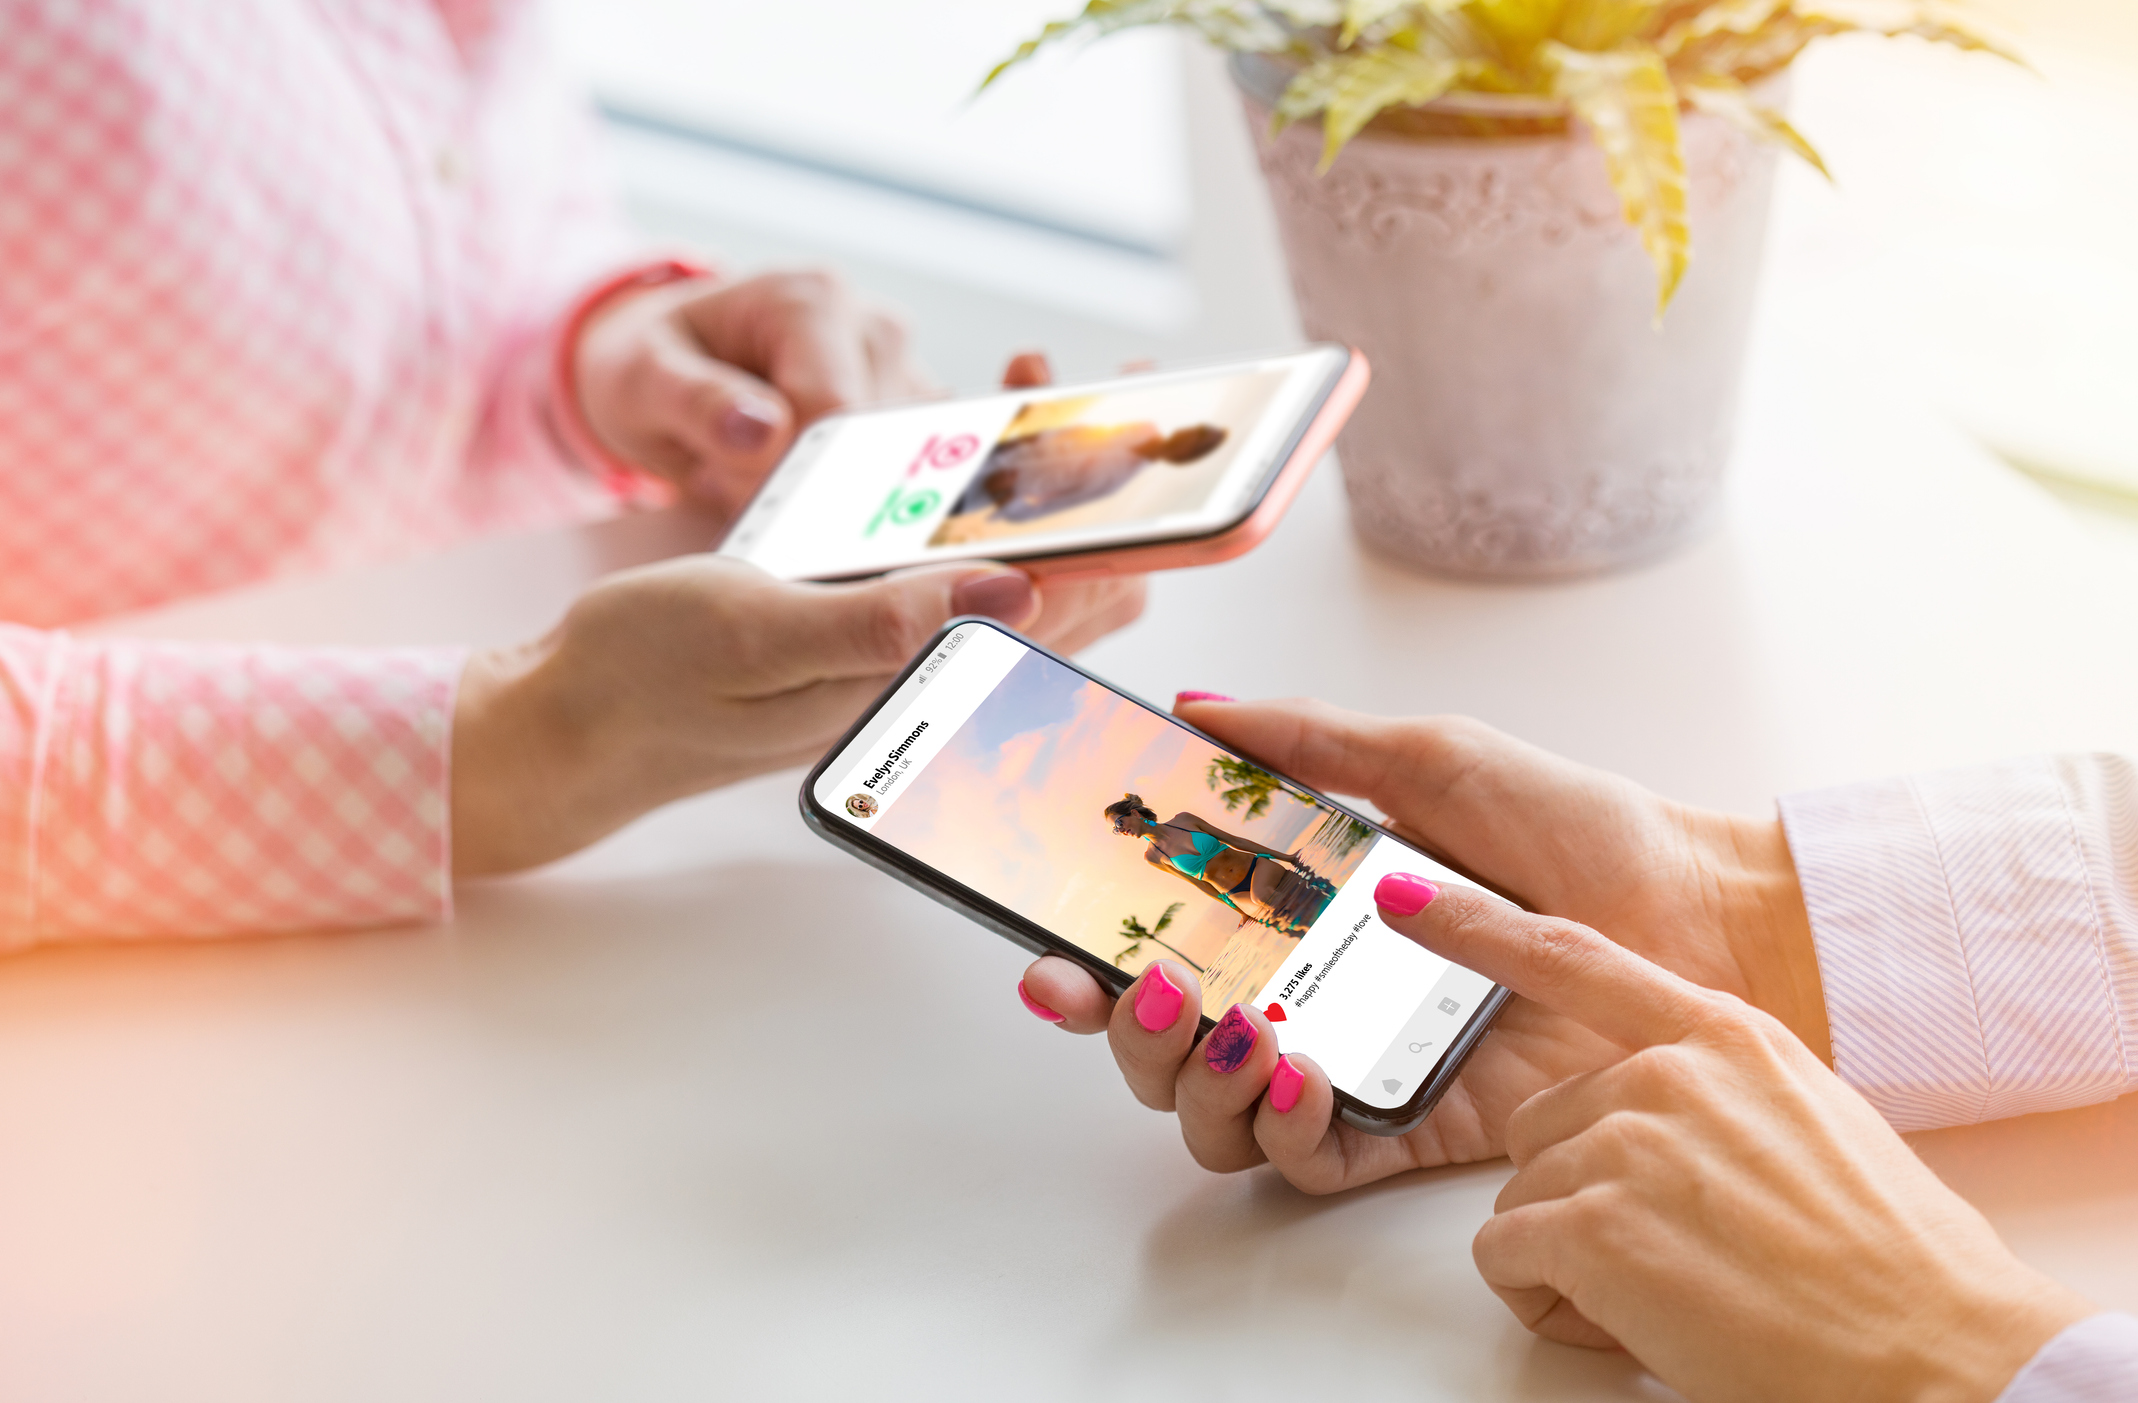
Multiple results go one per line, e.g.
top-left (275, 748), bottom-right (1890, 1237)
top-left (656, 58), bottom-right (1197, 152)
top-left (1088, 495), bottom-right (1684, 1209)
top-left (1102, 794), bottom-right (1336, 935)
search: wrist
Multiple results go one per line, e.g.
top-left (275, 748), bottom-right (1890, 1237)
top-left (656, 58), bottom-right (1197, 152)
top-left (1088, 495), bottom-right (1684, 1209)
top-left (551, 259), bottom-right (715, 491)
top-left (1695, 811), bottom-right (1833, 1064)
top-left (1898, 1265), bottom-right (2096, 1403)
top-left (450, 637), bottom-right (589, 876)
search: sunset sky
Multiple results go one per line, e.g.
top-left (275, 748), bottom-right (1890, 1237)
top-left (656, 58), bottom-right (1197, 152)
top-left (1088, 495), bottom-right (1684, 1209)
top-left (870, 651), bottom-right (1327, 975)
top-left (929, 366), bottom-right (1291, 545)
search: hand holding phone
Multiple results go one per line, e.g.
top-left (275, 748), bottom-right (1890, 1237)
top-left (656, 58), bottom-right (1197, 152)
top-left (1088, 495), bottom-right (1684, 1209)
top-left (1019, 696), bottom-right (1830, 1192)
top-left (802, 623), bottom-right (1514, 1137)
top-left (723, 346), bottom-right (1365, 582)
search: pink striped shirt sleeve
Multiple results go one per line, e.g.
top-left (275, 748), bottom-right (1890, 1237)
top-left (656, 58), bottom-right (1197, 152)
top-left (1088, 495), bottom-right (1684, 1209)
top-left (1998, 1313), bottom-right (2138, 1402)
top-left (1, 624), bottom-right (462, 948)
top-left (1782, 759), bottom-right (2138, 1399)
top-left (1778, 755), bottom-right (2138, 1132)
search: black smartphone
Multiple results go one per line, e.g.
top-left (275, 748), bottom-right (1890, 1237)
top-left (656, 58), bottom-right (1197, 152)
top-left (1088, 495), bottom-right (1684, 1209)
top-left (799, 619), bottom-right (1512, 1137)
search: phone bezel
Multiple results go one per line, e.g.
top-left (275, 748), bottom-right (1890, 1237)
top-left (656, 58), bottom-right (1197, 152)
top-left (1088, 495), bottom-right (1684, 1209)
top-left (798, 617), bottom-right (1517, 1138)
top-left (731, 344), bottom-right (1357, 583)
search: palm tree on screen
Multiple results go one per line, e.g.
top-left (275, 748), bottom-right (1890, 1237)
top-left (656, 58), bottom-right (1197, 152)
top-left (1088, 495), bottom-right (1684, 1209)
top-left (1113, 902), bottom-right (1201, 972)
top-left (1204, 755), bottom-right (1314, 822)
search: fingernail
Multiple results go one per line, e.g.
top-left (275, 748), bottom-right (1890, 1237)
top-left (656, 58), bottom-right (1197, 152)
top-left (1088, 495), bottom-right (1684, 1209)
top-left (951, 569), bottom-right (1036, 625)
top-left (719, 398), bottom-right (778, 451)
top-left (1204, 1005), bottom-right (1257, 1073)
top-left (1017, 981), bottom-right (1064, 1023)
top-left (1174, 691), bottom-right (1235, 706)
top-left (1375, 873), bottom-right (1439, 917)
top-left (1133, 964), bottom-right (1184, 1032)
top-left (1268, 1055), bottom-right (1305, 1113)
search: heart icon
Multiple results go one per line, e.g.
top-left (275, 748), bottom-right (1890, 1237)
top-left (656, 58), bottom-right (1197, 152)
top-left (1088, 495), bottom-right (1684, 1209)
top-left (1264, 1003), bottom-right (1287, 1022)
top-left (1382, 1078), bottom-right (1404, 1094)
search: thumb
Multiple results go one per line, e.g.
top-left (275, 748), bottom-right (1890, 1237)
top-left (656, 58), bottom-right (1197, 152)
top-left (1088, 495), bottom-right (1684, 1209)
top-left (1372, 876), bottom-right (1714, 1051)
top-left (757, 564), bottom-right (1040, 688)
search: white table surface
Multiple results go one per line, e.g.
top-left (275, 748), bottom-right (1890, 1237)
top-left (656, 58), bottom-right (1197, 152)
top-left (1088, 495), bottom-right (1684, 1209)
top-left (8, 61), bottom-right (2138, 1403)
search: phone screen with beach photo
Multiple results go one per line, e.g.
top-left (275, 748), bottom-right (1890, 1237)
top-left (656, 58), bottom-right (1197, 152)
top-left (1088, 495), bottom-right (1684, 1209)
top-left (806, 621), bottom-right (1503, 1116)
top-left (719, 347), bottom-right (1348, 581)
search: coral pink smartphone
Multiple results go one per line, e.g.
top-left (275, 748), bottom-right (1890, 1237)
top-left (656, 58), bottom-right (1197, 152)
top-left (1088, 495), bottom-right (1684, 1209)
top-left (717, 345), bottom-right (1366, 582)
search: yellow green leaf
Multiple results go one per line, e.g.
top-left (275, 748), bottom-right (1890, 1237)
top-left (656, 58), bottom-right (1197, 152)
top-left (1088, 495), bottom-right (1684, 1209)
top-left (1654, 0), bottom-right (1786, 58)
top-left (1340, 0), bottom-right (1415, 45)
top-left (1468, 0), bottom-right (1571, 61)
top-left (1544, 40), bottom-right (1690, 313)
top-left (1681, 72), bottom-right (1831, 177)
top-left (1794, 0), bottom-right (2027, 67)
top-left (982, 0), bottom-right (1292, 91)
top-left (1277, 44), bottom-right (1465, 168)
top-left (1557, 0), bottom-right (1665, 52)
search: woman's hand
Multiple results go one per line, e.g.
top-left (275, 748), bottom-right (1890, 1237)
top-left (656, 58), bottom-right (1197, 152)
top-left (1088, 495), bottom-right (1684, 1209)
top-left (1016, 696), bottom-right (1830, 1191)
top-left (1400, 881), bottom-right (2094, 1403)
top-left (449, 557), bottom-right (1144, 875)
top-left (571, 269), bottom-right (936, 523)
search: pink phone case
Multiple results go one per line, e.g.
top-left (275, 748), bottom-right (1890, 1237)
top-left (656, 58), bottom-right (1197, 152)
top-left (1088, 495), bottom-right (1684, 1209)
top-left (1015, 347), bottom-right (1370, 582)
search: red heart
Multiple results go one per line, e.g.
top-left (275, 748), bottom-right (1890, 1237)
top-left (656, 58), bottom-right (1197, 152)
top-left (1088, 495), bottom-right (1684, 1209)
top-left (1264, 1003), bottom-right (1288, 1022)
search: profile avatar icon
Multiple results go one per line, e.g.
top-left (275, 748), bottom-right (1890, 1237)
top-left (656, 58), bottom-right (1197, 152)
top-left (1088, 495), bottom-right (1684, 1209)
top-left (845, 792), bottom-right (880, 820)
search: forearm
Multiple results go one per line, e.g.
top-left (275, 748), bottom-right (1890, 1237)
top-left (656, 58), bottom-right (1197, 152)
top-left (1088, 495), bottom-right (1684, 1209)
top-left (2, 625), bottom-right (458, 947)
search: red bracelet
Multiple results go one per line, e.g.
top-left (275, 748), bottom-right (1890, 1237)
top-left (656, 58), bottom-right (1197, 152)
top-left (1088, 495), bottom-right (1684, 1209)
top-left (547, 257), bottom-right (717, 497)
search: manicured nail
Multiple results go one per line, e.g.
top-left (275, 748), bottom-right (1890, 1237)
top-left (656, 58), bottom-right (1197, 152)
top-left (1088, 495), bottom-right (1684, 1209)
top-left (1375, 873), bottom-right (1439, 917)
top-left (1134, 964), bottom-right (1184, 1032)
top-left (1017, 981), bottom-right (1064, 1023)
top-left (950, 569), bottom-right (1036, 625)
top-left (719, 398), bottom-right (778, 451)
top-left (1268, 1055), bottom-right (1305, 1113)
top-left (1174, 691), bottom-right (1235, 706)
top-left (1204, 1005), bottom-right (1257, 1073)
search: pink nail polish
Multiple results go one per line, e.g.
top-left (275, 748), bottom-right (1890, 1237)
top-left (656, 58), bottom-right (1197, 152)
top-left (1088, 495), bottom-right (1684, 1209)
top-left (1174, 690), bottom-right (1236, 706)
top-left (1017, 981), bottom-right (1065, 1023)
top-left (1204, 1005), bottom-right (1257, 1073)
top-left (1268, 1055), bottom-right (1305, 1113)
top-left (1134, 964), bottom-right (1184, 1032)
top-left (1375, 873), bottom-right (1439, 917)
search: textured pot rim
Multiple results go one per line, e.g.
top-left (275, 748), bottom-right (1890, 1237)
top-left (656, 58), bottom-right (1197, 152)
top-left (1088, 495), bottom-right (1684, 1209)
top-left (1229, 50), bottom-right (1571, 138)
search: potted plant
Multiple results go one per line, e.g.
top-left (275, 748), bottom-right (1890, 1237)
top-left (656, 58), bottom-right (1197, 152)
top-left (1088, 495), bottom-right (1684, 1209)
top-left (987, 1), bottom-right (2017, 577)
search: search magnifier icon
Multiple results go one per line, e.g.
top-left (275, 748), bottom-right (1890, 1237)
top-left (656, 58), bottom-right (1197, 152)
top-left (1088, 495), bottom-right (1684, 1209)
top-left (1408, 1041), bottom-right (1436, 1054)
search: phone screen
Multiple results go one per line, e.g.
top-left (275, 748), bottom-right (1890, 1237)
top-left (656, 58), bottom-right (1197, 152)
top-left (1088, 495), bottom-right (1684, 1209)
top-left (810, 622), bottom-right (1501, 1113)
top-left (720, 347), bottom-right (1347, 581)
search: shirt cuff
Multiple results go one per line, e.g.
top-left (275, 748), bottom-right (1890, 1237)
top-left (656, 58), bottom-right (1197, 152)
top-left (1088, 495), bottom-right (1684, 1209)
top-left (8, 637), bottom-right (464, 947)
top-left (1779, 758), bottom-right (2133, 1131)
top-left (1999, 1313), bottom-right (2138, 1402)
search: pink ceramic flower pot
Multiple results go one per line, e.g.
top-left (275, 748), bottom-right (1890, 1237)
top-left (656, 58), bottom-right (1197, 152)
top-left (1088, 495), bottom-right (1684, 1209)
top-left (1234, 55), bottom-right (1781, 578)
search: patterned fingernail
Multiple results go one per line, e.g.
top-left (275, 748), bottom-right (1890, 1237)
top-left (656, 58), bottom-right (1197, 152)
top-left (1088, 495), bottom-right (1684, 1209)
top-left (1134, 964), bottom-right (1184, 1032)
top-left (719, 399), bottom-right (778, 450)
top-left (1204, 1005), bottom-right (1257, 1073)
top-left (1375, 873), bottom-right (1439, 917)
top-left (1174, 691), bottom-right (1236, 706)
top-left (1017, 981), bottom-right (1064, 1023)
top-left (1268, 1055), bottom-right (1305, 1113)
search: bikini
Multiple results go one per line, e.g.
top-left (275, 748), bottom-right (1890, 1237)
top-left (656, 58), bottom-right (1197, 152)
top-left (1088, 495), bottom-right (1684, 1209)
top-left (1159, 827), bottom-right (1259, 911)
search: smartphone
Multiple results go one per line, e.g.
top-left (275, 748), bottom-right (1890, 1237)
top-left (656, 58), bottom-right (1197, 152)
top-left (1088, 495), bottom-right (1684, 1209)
top-left (799, 619), bottom-right (1513, 1137)
top-left (719, 345), bottom-right (1367, 583)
